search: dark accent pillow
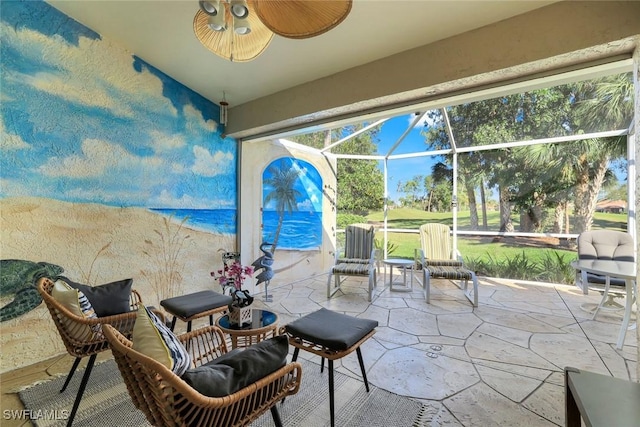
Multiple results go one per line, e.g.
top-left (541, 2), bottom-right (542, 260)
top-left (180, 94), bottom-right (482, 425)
top-left (58, 276), bottom-right (133, 317)
top-left (181, 335), bottom-right (288, 397)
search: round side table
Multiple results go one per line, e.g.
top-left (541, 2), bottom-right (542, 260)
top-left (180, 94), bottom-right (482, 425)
top-left (216, 308), bottom-right (279, 349)
top-left (383, 258), bottom-right (414, 292)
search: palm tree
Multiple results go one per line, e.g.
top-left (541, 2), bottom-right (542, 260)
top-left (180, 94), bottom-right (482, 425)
top-left (570, 74), bottom-right (632, 233)
top-left (263, 159), bottom-right (302, 253)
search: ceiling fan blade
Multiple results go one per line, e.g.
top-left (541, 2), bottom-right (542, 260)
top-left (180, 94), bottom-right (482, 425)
top-left (252, 0), bottom-right (352, 39)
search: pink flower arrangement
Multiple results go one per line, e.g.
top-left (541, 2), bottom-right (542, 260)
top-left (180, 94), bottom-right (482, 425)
top-left (211, 260), bottom-right (254, 291)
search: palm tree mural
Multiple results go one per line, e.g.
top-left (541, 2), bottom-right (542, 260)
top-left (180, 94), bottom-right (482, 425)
top-left (263, 159), bottom-right (303, 253)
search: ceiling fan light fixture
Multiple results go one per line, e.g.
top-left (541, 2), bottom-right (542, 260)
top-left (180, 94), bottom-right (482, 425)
top-left (193, 8), bottom-right (273, 62)
top-left (207, 12), bottom-right (227, 31)
top-left (233, 14), bottom-right (251, 34)
top-left (199, 0), bottom-right (221, 16)
top-left (230, 0), bottom-right (249, 18)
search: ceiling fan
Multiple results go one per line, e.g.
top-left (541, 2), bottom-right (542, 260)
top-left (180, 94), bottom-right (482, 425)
top-left (194, 0), bottom-right (353, 62)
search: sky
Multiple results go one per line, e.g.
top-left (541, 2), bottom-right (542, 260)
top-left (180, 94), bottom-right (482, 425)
top-left (0, 0), bottom-right (236, 210)
top-left (373, 113), bottom-right (440, 202)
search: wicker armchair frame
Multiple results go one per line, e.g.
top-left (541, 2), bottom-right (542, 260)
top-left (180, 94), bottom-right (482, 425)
top-left (103, 324), bottom-right (303, 427)
top-left (37, 277), bottom-right (144, 427)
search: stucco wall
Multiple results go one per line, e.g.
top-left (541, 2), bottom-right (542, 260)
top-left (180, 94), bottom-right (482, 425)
top-left (228, 1), bottom-right (640, 139)
top-left (0, 1), bottom-right (234, 372)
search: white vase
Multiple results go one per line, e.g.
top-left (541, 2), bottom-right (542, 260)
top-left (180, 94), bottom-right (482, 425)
top-left (229, 305), bottom-right (252, 325)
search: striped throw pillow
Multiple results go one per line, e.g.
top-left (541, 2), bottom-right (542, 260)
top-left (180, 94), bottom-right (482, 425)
top-left (132, 305), bottom-right (191, 376)
top-left (51, 279), bottom-right (102, 339)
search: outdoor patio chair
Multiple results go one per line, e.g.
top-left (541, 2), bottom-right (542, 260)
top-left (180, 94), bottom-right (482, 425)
top-left (415, 223), bottom-right (478, 307)
top-left (103, 323), bottom-right (302, 427)
top-left (37, 277), bottom-right (145, 426)
top-left (327, 223), bottom-right (377, 301)
top-left (576, 229), bottom-right (635, 319)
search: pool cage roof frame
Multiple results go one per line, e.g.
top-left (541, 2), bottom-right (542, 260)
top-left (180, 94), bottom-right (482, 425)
top-left (245, 57), bottom-right (637, 259)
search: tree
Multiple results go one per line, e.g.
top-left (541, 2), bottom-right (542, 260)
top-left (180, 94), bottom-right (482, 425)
top-left (420, 81), bottom-right (634, 234)
top-left (400, 177), bottom-right (421, 208)
top-left (289, 124), bottom-right (384, 213)
top-left (263, 159), bottom-right (302, 252)
top-left (569, 74), bottom-right (632, 232)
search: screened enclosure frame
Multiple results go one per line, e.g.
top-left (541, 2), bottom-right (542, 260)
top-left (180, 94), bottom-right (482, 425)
top-left (244, 57), bottom-right (638, 262)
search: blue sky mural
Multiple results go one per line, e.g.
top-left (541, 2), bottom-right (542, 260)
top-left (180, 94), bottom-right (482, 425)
top-left (262, 158), bottom-right (323, 250)
top-left (0, 0), bottom-right (236, 211)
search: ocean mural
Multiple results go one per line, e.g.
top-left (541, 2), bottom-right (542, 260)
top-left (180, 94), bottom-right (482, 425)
top-left (262, 158), bottom-right (323, 250)
top-left (0, 0), bottom-right (238, 370)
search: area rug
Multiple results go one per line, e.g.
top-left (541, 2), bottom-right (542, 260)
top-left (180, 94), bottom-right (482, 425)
top-left (19, 358), bottom-right (426, 427)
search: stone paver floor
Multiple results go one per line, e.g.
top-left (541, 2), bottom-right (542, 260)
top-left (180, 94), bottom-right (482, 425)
top-left (252, 272), bottom-right (637, 426)
top-left (1, 272), bottom-right (636, 426)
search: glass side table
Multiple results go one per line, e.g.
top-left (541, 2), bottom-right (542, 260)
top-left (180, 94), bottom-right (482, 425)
top-left (216, 308), bottom-right (279, 349)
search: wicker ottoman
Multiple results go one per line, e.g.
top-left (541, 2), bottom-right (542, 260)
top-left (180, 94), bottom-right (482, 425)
top-left (283, 308), bottom-right (378, 427)
top-left (160, 290), bottom-right (232, 332)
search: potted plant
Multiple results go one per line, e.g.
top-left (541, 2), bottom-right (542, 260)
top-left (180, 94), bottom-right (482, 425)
top-left (211, 257), bottom-right (254, 325)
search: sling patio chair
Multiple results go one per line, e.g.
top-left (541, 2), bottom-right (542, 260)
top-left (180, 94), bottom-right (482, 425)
top-left (327, 223), bottom-right (378, 302)
top-left (415, 223), bottom-right (478, 307)
top-left (37, 276), bottom-right (146, 426)
top-left (103, 321), bottom-right (302, 427)
top-left (575, 229), bottom-right (636, 319)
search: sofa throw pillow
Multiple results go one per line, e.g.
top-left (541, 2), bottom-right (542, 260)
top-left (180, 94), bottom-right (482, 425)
top-left (181, 334), bottom-right (288, 397)
top-left (51, 279), bottom-right (102, 340)
top-left (132, 305), bottom-right (191, 376)
top-left (59, 276), bottom-right (133, 317)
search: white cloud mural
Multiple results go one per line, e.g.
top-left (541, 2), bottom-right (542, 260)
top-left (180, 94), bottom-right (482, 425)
top-left (0, 1), bottom-right (235, 211)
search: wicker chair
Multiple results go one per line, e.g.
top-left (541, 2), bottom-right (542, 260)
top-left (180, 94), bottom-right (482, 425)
top-left (37, 277), bottom-right (144, 427)
top-left (102, 324), bottom-right (303, 427)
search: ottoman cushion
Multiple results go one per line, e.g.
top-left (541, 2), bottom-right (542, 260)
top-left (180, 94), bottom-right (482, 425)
top-left (160, 290), bottom-right (232, 319)
top-left (285, 308), bottom-right (378, 351)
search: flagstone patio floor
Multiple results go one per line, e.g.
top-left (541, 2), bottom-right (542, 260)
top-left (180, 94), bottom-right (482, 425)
top-left (1, 272), bottom-right (637, 426)
top-left (255, 272), bottom-right (637, 426)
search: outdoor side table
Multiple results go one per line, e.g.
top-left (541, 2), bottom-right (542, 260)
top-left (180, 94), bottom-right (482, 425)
top-left (565, 366), bottom-right (640, 427)
top-left (384, 258), bottom-right (414, 292)
top-left (216, 308), bottom-right (279, 349)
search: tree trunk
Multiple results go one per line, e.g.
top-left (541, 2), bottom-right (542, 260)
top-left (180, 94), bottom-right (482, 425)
top-left (271, 215), bottom-right (284, 253)
top-left (552, 202), bottom-right (564, 233)
top-left (480, 179), bottom-right (488, 230)
top-left (499, 186), bottom-right (514, 232)
top-left (520, 210), bottom-right (532, 232)
top-left (465, 182), bottom-right (478, 230)
top-left (574, 154), bottom-right (609, 233)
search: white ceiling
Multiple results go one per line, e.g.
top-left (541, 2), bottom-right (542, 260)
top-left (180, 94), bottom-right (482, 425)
top-left (46, 0), bottom-right (556, 108)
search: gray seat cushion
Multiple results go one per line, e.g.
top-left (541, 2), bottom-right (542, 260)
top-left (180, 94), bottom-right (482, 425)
top-left (160, 290), bottom-right (232, 318)
top-left (578, 230), bottom-right (635, 288)
top-left (285, 308), bottom-right (378, 351)
top-left (181, 335), bottom-right (288, 397)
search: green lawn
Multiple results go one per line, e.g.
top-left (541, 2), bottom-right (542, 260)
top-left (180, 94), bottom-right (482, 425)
top-left (361, 208), bottom-right (628, 284)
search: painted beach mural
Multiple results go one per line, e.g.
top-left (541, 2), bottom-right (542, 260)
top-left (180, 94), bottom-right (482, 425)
top-left (0, 0), bottom-right (236, 371)
top-left (262, 158), bottom-right (323, 251)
